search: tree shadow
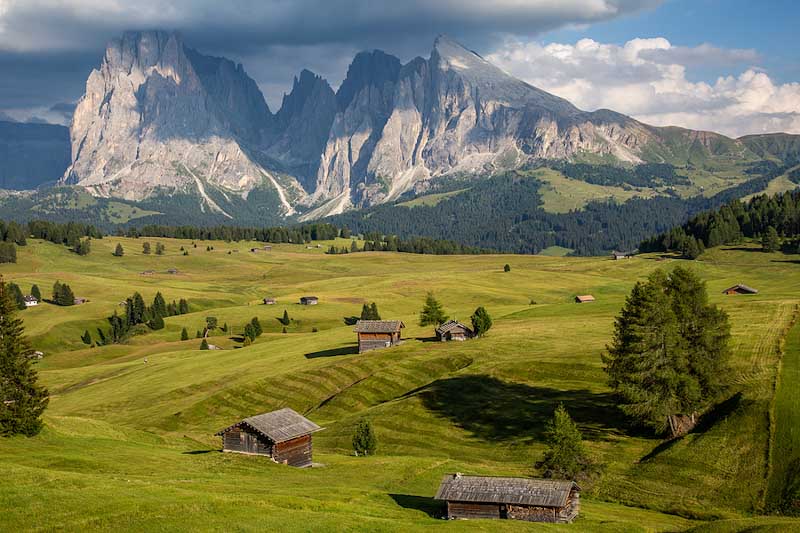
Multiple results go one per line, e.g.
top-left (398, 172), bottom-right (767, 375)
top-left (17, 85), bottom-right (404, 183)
top-left (343, 316), bottom-right (359, 326)
top-left (771, 259), bottom-right (800, 265)
top-left (182, 449), bottom-right (216, 455)
top-left (418, 375), bottom-right (642, 442)
top-left (389, 494), bottom-right (442, 518)
top-left (721, 246), bottom-right (764, 253)
top-left (305, 345), bottom-right (359, 359)
top-left (639, 392), bottom-right (745, 463)
top-left (416, 336), bottom-right (440, 343)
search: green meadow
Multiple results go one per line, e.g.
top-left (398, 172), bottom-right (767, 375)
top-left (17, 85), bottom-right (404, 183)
top-left (1, 237), bottom-right (800, 532)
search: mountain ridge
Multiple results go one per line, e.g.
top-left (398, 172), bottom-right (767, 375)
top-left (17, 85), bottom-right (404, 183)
top-left (0, 29), bottom-right (792, 227)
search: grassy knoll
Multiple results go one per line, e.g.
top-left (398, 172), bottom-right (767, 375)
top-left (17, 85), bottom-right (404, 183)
top-left (1, 238), bottom-right (799, 531)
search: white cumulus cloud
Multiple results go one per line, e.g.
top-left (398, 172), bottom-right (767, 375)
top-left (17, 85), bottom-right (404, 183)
top-left (487, 37), bottom-right (800, 137)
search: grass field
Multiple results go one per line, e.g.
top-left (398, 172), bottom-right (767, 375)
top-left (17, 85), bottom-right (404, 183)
top-left (1, 237), bottom-right (800, 531)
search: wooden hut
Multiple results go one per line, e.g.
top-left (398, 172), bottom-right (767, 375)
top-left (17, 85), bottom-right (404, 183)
top-left (23, 295), bottom-right (39, 307)
top-left (575, 295), bottom-right (595, 303)
top-left (354, 320), bottom-right (404, 353)
top-left (215, 408), bottom-right (323, 467)
top-left (722, 284), bottom-right (758, 295)
top-left (73, 297), bottom-right (89, 305)
top-left (263, 297), bottom-right (277, 305)
top-left (435, 320), bottom-right (473, 342)
top-left (435, 474), bottom-right (580, 523)
top-left (612, 250), bottom-right (634, 260)
top-left (300, 296), bottom-right (319, 305)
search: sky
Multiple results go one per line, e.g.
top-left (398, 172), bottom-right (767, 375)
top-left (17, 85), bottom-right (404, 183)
top-left (0, 0), bottom-right (798, 137)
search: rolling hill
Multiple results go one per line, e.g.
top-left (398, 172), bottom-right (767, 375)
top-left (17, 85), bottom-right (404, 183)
top-left (1, 235), bottom-right (799, 530)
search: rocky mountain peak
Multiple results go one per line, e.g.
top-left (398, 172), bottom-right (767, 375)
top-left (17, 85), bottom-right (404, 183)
top-left (336, 50), bottom-right (402, 109)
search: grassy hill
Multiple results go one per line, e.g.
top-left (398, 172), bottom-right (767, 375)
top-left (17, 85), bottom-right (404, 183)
top-left (1, 237), bottom-right (800, 531)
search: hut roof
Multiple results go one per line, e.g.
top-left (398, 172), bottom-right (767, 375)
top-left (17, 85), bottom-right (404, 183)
top-left (435, 474), bottom-right (579, 508)
top-left (354, 320), bottom-right (405, 333)
top-left (23, 295), bottom-right (38, 303)
top-left (723, 284), bottom-right (758, 294)
top-left (575, 295), bottom-right (595, 303)
top-left (215, 408), bottom-right (322, 443)
top-left (436, 320), bottom-right (470, 335)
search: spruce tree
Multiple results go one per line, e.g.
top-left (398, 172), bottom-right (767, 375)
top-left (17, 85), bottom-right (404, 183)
top-left (471, 307), bottom-right (492, 337)
top-left (281, 310), bottom-right (290, 326)
top-left (200, 339), bottom-right (209, 350)
top-left (0, 279), bottom-right (49, 436)
top-left (7, 283), bottom-right (25, 310)
top-left (352, 419), bottom-right (377, 456)
top-left (763, 226), bottom-right (781, 253)
top-left (181, 327), bottom-right (189, 341)
top-left (142, 242), bottom-right (151, 255)
top-left (152, 292), bottom-right (167, 318)
top-left (603, 267), bottom-right (731, 437)
top-left (178, 299), bottom-right (189, 315)
top-left (540, 404), bottom-right (591, 480)
top-left (149, 314), bottom-right (165, 330)
top-left (360, 303), bottom-right (370, 320)
top-left (369, 302), bottom-right (380, 320)
top-left (81, 330), bottom-right (92, 345)
top-left (30, 285), bottom-right (41, 302)
top-left (419, 292), bottom-right (447, 326)
top-left (0, 242), bottom-right (16, 264)
top-left (206, 317), bottom-right (218, 331)
top-left (113, 243), bottom-right (124, 257)
top-left (504, 263), bottom-right (511, 272)
top-left (155, 243), bottom-right (165, 255)
top-left (251, 317), bottom-right (263, 337)
top-left (244, 323), bottom-right (256, 342)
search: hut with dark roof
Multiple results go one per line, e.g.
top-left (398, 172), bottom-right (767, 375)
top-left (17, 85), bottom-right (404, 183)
top-left (215, 408), bottom-right (323, 467)
top-left (354, 320), bottom-right (405, 353)
top-left (435, 320), bottom-right (473, 342)
top-left (300, 296), bottom-right (319, 305)
top-left (435, 474), bottom-right (580, 523)
top-left (722, 284), bottom-right (758, 295)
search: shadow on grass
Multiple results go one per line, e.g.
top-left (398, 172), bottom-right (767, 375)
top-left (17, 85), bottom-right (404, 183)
top-left (771, 259), bottom-right (800, 265)
top-left (418, 375), bottom-right (640, 442)
top-left (305, 344), bottom-right (359, 359)
top-left (182, 450), bottom-right (217, 455)
top-left (389, 494), bottom-right (442, 518)
top-left (416, 336), bottom-right (440, 343)
top-left (639, 392), bottom-right (745, 463)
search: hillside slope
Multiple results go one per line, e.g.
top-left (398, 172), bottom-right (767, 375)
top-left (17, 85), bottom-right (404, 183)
top-left (0, 238), bottom-right (799, 530)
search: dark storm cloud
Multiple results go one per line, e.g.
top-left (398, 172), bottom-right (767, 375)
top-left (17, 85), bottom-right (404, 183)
top-left (0, 0), bottom-right (662, 114)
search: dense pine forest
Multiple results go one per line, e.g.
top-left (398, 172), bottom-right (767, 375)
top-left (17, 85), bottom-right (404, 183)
top-left (330, 168), bottom-right (788, 255)
top-left (640, 190), bottom-right (800, 257)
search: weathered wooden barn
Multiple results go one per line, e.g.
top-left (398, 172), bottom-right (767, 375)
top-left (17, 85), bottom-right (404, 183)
top-left (435, 474), bottom-right (580, 523)
top-left (435, 320), bottom-right (473, 342)
top-left (575, 295), bottom-right (595, 303)
top-left (722, 284), bottom-right (758, 295)
top-left (263, 297), bottom-right (277, 305)
top-left (354, 320), bottom-right (404, 353)
top-left (300, 296), bottom-right (319, 305)
top-left (215, 408), bottom-right (323, 467)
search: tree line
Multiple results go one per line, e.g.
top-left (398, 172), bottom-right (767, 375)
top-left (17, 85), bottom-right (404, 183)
top-left (640, 190), bottom-right (800, 257)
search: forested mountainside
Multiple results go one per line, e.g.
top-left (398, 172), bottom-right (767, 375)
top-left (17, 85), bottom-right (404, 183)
top-left (641, 190), bottom-right (800, 256)
top-left (328, 162), bottom-right (790, 255)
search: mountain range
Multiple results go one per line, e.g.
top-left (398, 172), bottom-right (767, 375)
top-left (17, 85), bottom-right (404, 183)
top-left (0, 30), bottom-right (798, 251)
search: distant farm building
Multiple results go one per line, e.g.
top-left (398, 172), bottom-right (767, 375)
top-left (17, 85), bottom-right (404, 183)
top-left (166, 268), bottom-right (179, 275)
top-left (140, 270), bottom-right (156, 276)
top-left (723, 284), bottom-right (758, 295)
top-left (31, 351), bottom-right (44, 360)
top-left (435, 474), bottom-right (580, 523)
top-left (263, 297), bottom-right (277, 305)
top-left (612, 250), bottom-right (635, 260)
top-left (575, 295), bottom-right (595, 303)
top-left (263, 245), bottom-right (272, 251)
top-left (73, 297), bottom-right (89, 305)
top-left (300, 296), bottom-right (319, 305)
top-left (23, 296), bottom-right (38, 307)
top-left (435, 320), bottom-right (473, 342)
top-left (215, 408), bottom-right (322, 467)
top-left (354, 320), bottom-right (405, 353)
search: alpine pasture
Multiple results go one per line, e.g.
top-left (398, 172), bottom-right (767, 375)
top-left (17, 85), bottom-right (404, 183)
top-left (1, 236), bottom-right (799, 532)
